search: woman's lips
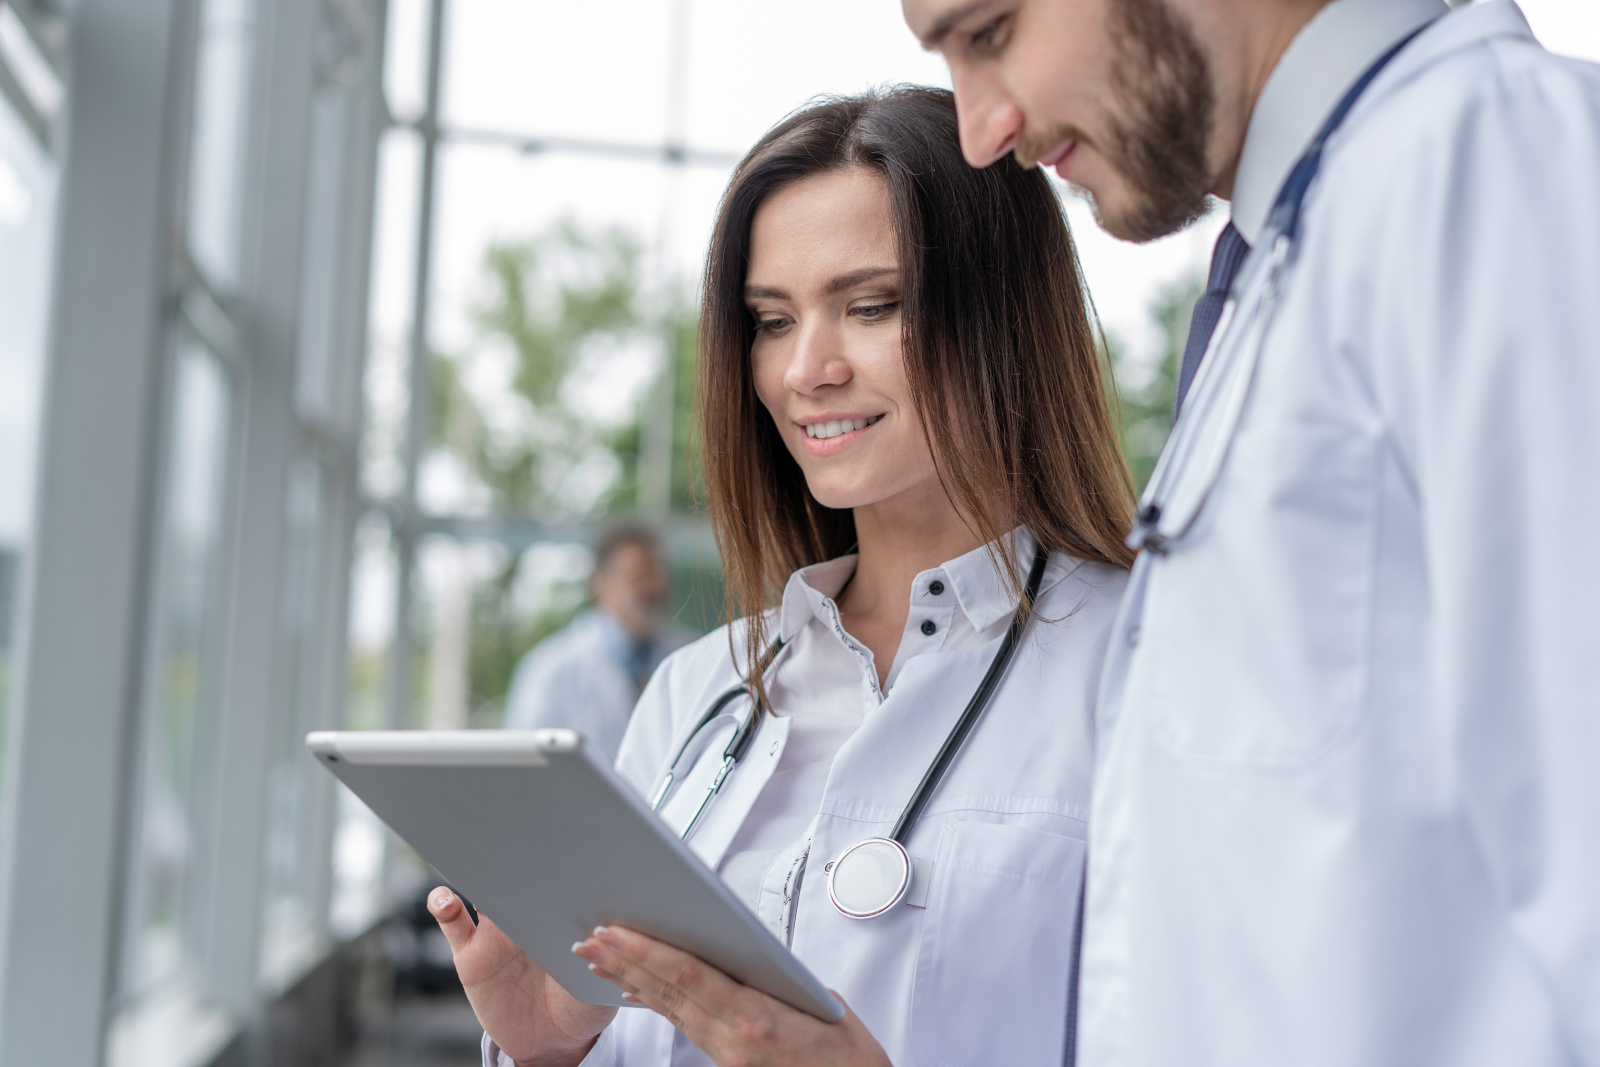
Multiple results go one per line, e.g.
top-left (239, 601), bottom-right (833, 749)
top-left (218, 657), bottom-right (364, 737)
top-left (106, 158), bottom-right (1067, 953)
top-left (798, 414), bottom-right (883, 456)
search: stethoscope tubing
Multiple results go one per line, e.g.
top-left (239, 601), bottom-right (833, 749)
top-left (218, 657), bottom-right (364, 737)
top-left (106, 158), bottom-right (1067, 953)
top-left (652, 543), bottom-right (1050, 850)
top-left (650, 637), bottom-right (786, 835)
top-left (888, 544), bottom-right (1050, 843)
top-left (1130, 22), bottom-right (1433, 557)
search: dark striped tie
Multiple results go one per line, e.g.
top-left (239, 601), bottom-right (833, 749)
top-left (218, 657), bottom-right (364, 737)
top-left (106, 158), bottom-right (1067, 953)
top-left (1174, 222), bottom-right (1251, 417)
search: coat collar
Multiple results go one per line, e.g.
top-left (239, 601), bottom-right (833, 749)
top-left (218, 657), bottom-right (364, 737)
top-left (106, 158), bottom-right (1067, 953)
top-left (774, 526), bottom-right (1081, 643)
top-left (1230, 0), bottom-right (1447, 245)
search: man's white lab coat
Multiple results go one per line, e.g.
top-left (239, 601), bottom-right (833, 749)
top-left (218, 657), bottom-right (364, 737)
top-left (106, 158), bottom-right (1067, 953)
top-left (1081, 3), bottom-right (1600, 1065)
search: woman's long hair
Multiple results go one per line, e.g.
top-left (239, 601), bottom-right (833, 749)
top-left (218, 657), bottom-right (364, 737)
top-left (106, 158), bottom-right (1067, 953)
top-left (698, 86), bottom-right (1136, 702)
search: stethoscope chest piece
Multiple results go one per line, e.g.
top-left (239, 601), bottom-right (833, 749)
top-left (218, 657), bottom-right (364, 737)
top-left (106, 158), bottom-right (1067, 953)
top-left (827, 837), bottom-right (911, 920)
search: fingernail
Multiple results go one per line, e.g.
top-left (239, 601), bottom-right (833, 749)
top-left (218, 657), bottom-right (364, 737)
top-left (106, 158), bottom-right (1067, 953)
top-left (622, 993), bottom-right (641, 1003)
top-left (592, 925), bottom-right (609, 937)
top-left (587, 962), bottom-right (601, 973)
top-left (433, 890), bottom-right (454, 911)
top-left (571, 941), bottom-right (586, 954)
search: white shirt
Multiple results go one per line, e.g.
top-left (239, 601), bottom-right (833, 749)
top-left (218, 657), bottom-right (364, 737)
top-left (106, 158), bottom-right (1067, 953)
top-left (488, 530), bottom-right (1128, 1067)
top-left (503, 609), bottom-right (690, 762)
top-left (1081, 4), bottom-right (1600, 1065)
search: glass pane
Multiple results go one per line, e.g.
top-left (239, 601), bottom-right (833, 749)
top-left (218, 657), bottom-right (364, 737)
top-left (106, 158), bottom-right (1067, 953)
top-left (329, 510), bottom-right (397, 938)
top-left (425, 144), bottom-right (683, 520)
top-left (362, 128), bottom-right (421, 503)
top-left (187, 0), bottom-right (258, 289)
top-left (0, 97), bottom-right (59, 795)
top-left (346, 509), bottom-right (396, 732)
top-left (294, 92), bottom-right (349, 422)
top-left (121, 341), bottom-right (234, 995)
top-left (383, 0), bottom-right (432, 125)
top-left (442, 0), bottom-right (671, 143)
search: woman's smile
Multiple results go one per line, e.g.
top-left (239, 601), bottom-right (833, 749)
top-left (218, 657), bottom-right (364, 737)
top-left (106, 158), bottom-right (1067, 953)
top-left (799, 413), bottom-right (885, 453)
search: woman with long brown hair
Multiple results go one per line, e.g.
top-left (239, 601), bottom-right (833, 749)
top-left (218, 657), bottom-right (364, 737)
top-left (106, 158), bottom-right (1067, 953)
top-left (433, 86), bottom-right (1135, 1067)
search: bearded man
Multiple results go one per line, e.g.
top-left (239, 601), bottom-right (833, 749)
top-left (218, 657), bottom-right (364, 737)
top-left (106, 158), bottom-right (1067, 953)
top-left (905, 1), bottom-right (1600, 1065)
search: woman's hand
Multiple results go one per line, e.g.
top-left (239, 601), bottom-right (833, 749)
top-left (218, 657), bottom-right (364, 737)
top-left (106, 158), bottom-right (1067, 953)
top-left (429, 887), bottom-right (616, 1067)
top-left (573, 925), bottom-right (891, 1067)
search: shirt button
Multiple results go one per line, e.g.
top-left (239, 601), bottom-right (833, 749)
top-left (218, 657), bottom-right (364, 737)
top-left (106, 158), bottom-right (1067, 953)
top-left (921, 619), bottom-right (937, 636)
top-left (928, 580), bottom-right (945, 596)
top-left (1126, 625), bottom-right (1140, 648)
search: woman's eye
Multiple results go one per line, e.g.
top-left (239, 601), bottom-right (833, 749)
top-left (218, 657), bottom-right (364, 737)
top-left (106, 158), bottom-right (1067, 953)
top-left (852, 302), bottom-right (899, 322)
top-left (754, 315), bottom-right (792, 333)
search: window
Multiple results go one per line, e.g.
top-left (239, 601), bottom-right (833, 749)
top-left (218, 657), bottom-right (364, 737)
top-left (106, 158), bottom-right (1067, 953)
top-left (120, 339), bottom-right (236, 996)
top-left (0, 7), bottom-right (60, 799)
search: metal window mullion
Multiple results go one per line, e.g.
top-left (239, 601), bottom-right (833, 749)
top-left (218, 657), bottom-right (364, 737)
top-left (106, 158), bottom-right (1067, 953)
top-left (106, 319), bottom-right (196, 1008)
top-left (299, 0), bottom-right (389, 937)
top-left (389, 0), bottom-right (447, 733)
top-left (191, 0), bottom-right (321, 1015)
top-left (0, 0), bottom-right (190, 1061)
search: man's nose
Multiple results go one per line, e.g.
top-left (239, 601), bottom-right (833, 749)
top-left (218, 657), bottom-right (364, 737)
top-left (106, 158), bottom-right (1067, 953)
top-left (953, 71), bottom-right (1024, 168)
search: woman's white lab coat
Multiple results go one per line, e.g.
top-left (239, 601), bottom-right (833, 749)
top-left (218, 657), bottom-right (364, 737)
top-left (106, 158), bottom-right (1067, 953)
top-left (488, 530), bottom-right (1125, 1067)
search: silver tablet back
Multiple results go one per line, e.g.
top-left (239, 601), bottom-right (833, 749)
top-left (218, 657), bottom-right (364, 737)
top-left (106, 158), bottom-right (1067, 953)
top-left (306, 729), bottom-right (843, 1021)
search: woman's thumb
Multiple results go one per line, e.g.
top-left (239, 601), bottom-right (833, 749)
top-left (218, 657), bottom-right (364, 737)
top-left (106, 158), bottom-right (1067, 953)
top-left (427, 886), bottom-right (478, 954)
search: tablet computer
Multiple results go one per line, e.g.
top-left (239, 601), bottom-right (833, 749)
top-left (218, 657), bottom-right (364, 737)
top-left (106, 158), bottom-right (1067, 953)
top-left (306, 729), bottom-right (844, 1022)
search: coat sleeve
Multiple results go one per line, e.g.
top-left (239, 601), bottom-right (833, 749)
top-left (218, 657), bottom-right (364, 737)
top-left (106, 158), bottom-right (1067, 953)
top-left (1370, 53), bottom-right (1600, 1063)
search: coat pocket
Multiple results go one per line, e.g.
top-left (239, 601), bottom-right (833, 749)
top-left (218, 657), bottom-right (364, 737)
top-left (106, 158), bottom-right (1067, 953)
top-left (910, 818), bottom-right (1085, 1067)
top-left (1148, 424), bottom-right (1380, 764)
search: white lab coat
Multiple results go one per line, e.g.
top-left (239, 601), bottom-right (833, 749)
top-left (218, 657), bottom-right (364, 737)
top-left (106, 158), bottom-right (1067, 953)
top-left (503, 610), bottom-right (690, 762)
top-left (1081, 4), bottom-right (1600, 1066)
top-left (488, 530), bottom-right (1127, 1066)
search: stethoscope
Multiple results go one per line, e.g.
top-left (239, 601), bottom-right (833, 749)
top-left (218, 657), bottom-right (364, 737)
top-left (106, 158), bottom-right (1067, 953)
top-left (1128, 24), bottom-right (1430, 557)
top-left (651, 545), bottom-right (1051, 920)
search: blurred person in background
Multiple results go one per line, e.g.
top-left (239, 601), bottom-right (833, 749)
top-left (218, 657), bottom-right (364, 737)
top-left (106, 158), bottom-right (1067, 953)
top-left (909, 0), bottom-right (1600, 1064)
top-left (431, 86), bottom-right (1136, 1067)
top-left (503, 522), bottom-right (691, 762)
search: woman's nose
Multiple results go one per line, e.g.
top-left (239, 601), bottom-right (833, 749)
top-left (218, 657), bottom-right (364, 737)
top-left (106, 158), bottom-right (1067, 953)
top-left (954, 71), bottom-right (1023, 168)
top-left (783, 320), bottom-right (852, 394)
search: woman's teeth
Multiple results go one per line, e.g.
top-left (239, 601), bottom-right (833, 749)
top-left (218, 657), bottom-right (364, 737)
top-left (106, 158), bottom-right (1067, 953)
top-left (805, 416), bottom-right (882, 440)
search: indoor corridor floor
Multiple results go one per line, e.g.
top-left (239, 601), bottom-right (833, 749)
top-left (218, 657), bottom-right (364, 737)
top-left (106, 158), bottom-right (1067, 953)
top-left (339, 990), bottom-right (485, 1067)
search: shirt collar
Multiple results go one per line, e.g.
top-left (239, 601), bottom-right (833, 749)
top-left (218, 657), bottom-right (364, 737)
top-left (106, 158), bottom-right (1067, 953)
top-left (590, 607), bottom-right (643, 664)
top-left (1229, 0), bottom-right (1447, 245)
top-left (775, 526), bottom-right (1082, 641)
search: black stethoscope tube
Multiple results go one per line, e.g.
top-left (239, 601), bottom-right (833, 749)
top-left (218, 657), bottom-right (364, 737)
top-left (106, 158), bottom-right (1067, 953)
top-left (888, 544), bottom-right (1049, 843)
top-left (653, 544), bottom-right (1049, 850)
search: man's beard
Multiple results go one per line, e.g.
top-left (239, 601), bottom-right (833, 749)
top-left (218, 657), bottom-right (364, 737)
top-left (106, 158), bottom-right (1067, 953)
top-left (1018, 0), bottom-right (1214, 242)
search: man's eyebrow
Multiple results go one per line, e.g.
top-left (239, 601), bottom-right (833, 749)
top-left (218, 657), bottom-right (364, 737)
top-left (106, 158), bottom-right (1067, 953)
top-left (823, 267), bottom-right (898, 295)
top-left (918, 0), bottom-right (1001, 49)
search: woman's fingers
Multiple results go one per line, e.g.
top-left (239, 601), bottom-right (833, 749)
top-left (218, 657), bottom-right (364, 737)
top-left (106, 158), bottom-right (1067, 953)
top-left (574, 928), bottom-right (892, 1067)
top-left (574, 926), bottom-right (734, 1031)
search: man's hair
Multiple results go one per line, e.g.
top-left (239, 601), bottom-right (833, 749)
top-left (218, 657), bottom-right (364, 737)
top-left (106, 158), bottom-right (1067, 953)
top-left (591, 520), bottom-right (661, 575)
top-left (698, 86), bottom-right (1136, 703)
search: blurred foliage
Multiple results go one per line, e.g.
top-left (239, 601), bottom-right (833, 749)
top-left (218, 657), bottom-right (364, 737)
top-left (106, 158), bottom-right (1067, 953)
top-left (601, 315), bottom-right (705, 516)
top-left (1111, 274), bottom-right (1203, 492)
top-left (431, 222), bottom-right (648, 516)
top-left (430, 221), bottom-right (710, 722)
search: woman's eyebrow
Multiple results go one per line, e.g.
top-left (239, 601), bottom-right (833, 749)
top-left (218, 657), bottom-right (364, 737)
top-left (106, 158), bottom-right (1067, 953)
top-left (823, 267), bottom-right (898, 295)
top-left (744, 284), bottom-right (788, 300)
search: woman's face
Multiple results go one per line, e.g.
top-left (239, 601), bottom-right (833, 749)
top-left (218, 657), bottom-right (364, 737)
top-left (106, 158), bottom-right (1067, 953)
top-left (746, 168), bottom-right (939, 512)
